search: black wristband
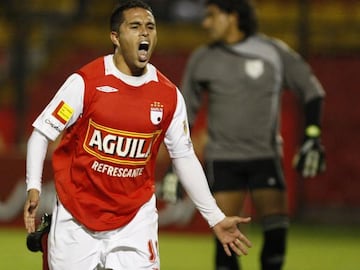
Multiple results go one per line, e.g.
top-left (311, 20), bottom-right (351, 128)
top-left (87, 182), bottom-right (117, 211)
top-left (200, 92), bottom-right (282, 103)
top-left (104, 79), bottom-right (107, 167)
top-left (304, 97), bottom-right (323, 128)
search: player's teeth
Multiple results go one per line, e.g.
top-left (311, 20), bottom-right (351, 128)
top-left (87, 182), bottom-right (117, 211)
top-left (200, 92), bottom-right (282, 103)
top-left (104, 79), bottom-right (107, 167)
top-left (139, 42), bottom-right (149, 51)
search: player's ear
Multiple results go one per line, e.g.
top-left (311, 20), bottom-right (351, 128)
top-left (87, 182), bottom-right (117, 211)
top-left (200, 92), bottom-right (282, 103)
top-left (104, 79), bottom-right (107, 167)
top-left (110, 31), bottom-right (120, 47)
top-left (229, 11), bottom-right (238, 25)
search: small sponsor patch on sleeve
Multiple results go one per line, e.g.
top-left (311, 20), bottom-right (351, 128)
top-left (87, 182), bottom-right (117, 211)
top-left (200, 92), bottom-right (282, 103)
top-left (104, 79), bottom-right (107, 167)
top-left (52, 101), bottom-right (74, 124)
top-left (182, 120), bottom-right (188, 135)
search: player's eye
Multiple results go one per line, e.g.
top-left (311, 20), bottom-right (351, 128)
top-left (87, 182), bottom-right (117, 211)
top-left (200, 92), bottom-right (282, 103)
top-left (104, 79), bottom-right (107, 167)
top-left (147, 23), bottom-right (155, 30)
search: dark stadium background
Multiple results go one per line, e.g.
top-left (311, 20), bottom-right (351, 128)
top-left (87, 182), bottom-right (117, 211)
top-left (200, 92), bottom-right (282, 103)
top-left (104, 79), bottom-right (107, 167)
top-left (0, 0), bottom-right (359, 231)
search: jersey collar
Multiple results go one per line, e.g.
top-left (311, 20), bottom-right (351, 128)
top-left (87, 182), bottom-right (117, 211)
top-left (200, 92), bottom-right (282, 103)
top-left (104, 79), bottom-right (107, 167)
top-left (104, 54), bottom-right (158, 87)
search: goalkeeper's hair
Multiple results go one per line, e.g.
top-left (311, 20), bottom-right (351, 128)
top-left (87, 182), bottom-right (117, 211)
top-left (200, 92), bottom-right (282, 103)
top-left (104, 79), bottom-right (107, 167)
top-left (205, 0), bottom-right (258, 37)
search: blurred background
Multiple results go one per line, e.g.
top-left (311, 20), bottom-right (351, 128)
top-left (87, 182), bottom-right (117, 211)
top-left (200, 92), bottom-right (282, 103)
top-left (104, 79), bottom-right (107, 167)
top-left (0, 0), bottom-right (359, 231)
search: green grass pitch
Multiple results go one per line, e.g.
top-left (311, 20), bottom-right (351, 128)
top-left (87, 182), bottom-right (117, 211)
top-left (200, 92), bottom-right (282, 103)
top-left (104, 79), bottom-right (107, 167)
top-left (0, 223), bottom-right (359, 269)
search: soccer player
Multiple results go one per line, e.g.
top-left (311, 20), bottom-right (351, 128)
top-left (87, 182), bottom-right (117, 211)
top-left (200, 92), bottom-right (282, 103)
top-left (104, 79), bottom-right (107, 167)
top-left (23, 1), bottom-right (252, 269)
top-left (175, 0), bottom-right (326, 269)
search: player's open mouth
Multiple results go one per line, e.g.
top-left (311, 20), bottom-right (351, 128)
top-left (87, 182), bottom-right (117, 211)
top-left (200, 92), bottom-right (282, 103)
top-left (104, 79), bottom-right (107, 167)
top-left (138, 41), bottom-right (149, 61)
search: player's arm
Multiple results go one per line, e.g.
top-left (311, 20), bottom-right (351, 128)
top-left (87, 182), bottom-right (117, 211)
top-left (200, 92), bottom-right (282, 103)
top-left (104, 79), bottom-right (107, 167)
top-left (293, 97), bottom-right (326, 177)
top-left (24, 73), bottom-right (84, 232)
top-left (24, 130), bottom-right (49, 233)
top-left (172, 154), bottom-right (252, 255)
top-left (164, 89), bottom-right (252, 256)
top-left (274, 39), bottom-right (326, 178)
top-left (160, 49), bottom-right (206, 203)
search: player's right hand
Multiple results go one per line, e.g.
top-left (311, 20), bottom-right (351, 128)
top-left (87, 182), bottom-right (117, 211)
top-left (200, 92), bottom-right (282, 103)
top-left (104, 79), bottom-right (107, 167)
top-left (24, 189), bottom-right (40, 233)
top-left (293, 133), bottom-right (326, 178)
top-left (26, 213), bottom-right (52, 252)
top-left (160, 169), bottom-right (184, 204)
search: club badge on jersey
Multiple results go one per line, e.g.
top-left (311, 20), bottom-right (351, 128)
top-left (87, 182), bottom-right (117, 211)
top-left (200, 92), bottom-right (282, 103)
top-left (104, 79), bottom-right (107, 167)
top-left (150, 101), bottom-right (163, 125)
top-left (245, 59), bottom-right (264, 79)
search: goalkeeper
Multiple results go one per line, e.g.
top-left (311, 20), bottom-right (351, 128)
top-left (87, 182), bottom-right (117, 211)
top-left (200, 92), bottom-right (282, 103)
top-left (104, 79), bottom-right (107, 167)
top-left (160, 0), bottom-right (326, 269)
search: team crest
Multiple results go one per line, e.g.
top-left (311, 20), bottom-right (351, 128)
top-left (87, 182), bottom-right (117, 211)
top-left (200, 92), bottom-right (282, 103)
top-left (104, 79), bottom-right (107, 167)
top-left (245, 59), bottom-right (264, 79)
top-left (150, 101), bottom-right (163, 125)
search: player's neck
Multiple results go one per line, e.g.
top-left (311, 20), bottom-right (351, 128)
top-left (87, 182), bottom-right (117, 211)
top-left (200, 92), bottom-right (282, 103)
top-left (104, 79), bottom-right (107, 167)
top-left (112, 54), bottom-right (147, 77)
top-left (225, 31), bottom-right (245, 44)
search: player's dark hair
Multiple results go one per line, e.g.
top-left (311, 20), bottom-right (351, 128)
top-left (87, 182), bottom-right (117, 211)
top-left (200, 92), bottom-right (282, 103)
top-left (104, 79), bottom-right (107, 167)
top-left (110, 0), bottom-right (153, 32)
top-left (205, 0), bottom-right (258, 37)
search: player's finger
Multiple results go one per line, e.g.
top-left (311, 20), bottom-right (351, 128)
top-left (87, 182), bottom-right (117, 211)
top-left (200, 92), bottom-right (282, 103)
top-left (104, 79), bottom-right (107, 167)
top-left (229, 238), bottom-right (249, 256)
top-left (238, 233), bottom-right (252, 249)
top-left (223, 243), bottom-right (232, 256)
top-left (308, 151), bottom-right (320, 178)
top-left (303, 151), bottom-right (315, 178)
top-left (235, 238), bottom-right (249, 256)
top-left (311, 151), bottom-right (320, 177)
top-left (235, 216), bottom-right (251, 225)
top-left (24, 207), bottom-right (35, 233)
top-left (25, 216), bottom-right (36, 233)
top-left (303, 151), bottom-right (311, 177)
top-left (24, 201), bottom-right (38, 233)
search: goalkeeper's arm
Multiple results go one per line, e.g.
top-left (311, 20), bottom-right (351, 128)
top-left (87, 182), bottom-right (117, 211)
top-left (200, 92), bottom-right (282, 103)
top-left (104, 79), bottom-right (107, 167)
top-left (293, 97), bottom-right (326, 178)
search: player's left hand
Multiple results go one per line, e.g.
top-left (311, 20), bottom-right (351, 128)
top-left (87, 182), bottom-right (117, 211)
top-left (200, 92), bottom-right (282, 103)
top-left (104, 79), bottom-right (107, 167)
top-left (212, 216), bottom-right (252, 256)
top-left (293, 137), bottom-right (326, 178)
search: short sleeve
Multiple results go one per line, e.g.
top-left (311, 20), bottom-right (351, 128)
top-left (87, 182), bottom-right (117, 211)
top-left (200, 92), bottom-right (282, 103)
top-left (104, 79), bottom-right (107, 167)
top-left (32, 73), bottom-right (84, 141)
top-left (164, 88), bottom-right (195, 158)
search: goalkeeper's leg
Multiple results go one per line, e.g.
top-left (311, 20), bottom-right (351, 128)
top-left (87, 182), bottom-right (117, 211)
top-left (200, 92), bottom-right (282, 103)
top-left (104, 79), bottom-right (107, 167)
top-left (215, 237), bottom-right (240, 269)
top-left (252, 189), bottom-right (289, 270)
top-left (260, 215), bottom-right (289, 270)
top-left (206, 160), bottom-right (248, 270)
top-left (213, 190), bottom-right (247, 270)
top-left (249, 158), bottom-right (289, 270)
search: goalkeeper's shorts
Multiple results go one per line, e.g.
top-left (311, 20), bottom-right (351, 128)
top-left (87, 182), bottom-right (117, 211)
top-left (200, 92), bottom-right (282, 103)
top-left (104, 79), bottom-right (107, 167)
top-left (206, 158), bottom-right (286, 192)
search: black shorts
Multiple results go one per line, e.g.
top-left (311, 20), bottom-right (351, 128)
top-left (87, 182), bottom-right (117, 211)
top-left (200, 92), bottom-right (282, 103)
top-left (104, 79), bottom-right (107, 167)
top-left (205, 158), bottom-right (286, 192)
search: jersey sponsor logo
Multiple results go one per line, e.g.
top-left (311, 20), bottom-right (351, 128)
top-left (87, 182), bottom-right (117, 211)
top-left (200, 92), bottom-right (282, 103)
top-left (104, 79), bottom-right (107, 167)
top-left (45, 118), bottom-right (62, 133)
top-left (245, 59), bottom-right (264, 79)
top-left (182, 120), bottom-right (188, 135)
top-left (52, 101), bottom-right (74, 124)
top-left (150, 101), bottom-right (163, 125)
top-left (83, 119), bottom-right (162, 165)
top-left (91, 160), bottom-right (144, 178)
top-left (182, 120), bottom-right (193, 149)
top-left (96, 86), bottom-right (119, 93)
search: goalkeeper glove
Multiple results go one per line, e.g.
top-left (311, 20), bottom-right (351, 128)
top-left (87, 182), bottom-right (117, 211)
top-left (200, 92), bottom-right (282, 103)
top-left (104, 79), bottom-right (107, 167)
top-left (160, 168), bottom-right (184, 204)
top-left (26, 213), bottom-right (52, 252)
top-left (293, 125), bottom-right (326, 178)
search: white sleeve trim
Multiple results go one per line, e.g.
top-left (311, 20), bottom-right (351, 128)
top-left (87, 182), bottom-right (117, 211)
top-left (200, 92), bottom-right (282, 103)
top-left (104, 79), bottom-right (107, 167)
top-left (26, 129), bottom-right (49, 193)
top-left (172, 154), bottom-right (225, 227)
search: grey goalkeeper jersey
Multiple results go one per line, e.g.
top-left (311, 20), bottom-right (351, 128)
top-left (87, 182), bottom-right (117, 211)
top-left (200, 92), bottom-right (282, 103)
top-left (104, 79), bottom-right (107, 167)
top-left (181, 34), bottom-right (325, 161)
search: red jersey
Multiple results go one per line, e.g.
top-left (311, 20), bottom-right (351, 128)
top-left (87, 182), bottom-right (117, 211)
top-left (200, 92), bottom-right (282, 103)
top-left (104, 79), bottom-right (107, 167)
top-left (52, 57), bottom-right (177, 231)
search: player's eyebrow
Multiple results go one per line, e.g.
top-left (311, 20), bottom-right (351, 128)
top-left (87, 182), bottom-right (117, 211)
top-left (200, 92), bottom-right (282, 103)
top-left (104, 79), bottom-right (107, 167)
top-left (128, 21), bottom-right (155, 29)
